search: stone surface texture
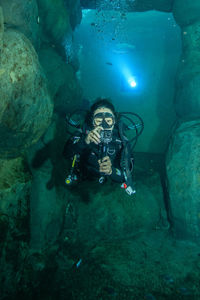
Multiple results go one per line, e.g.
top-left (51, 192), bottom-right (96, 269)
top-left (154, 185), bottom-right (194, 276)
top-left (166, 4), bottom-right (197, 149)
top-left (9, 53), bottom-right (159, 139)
top-left (37, 0), bottom-right (72, 44)
top-left (0, 6), bottom-right (3, 47)
top-left (166, 120), bottom-right (200, 241)
top-left (0, 0), bottom-right (39, 48)
top-left (65, 171), bottom-right (167, 244)
top-left (164, 0), bottom-right (200, 242)
top-left (0, 29), bottom-right (53, 158)
top-left (173, 0), bottom-right (200, 119)
top-left (0, 157), bottom-right (31, 296)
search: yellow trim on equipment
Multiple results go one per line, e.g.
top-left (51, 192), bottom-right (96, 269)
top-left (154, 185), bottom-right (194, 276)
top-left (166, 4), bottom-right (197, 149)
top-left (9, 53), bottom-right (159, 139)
top-left (72, 155), bottom-right (77, 168)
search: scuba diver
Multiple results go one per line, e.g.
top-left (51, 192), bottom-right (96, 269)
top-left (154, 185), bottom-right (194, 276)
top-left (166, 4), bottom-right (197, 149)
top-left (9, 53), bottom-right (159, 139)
top-left (63, 98), bottom-right (144, 196)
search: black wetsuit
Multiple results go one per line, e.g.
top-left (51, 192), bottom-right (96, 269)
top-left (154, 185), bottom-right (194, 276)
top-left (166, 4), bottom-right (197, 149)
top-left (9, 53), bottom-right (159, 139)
top-left (63, 126), bottom-right (125, 183)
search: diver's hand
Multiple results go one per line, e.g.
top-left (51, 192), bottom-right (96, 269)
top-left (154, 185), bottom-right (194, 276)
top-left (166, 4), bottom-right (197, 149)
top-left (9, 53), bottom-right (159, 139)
top-left (98, 156), bottom-right (112, 175)
top-left (85, 126), bottom-right (103, 145)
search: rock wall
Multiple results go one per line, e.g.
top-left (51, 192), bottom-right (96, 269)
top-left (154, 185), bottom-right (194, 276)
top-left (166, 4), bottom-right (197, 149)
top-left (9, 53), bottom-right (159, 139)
top-left (80, 0), bottom-right (174, 12)
top-left (27, 0), bottom-right (82, 253)
top-left (0, 0), bottom-right (39, 48)
top-left (165, 0), bottom-right (200, 242)
top-left (0, 0), bottom-right (82, 297)
top-left (0, 29), bottom-right (53, 158)
top-left (166, 120), bottom-right (200, 239)
top-left (173, 1), bottom-right (200, 119)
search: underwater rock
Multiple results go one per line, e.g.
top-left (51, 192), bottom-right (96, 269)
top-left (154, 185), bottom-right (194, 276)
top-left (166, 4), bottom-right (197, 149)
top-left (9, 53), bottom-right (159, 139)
top-left (0, 0), bottom-right (39, 48)
top-left (172, 0), bottom-right (200, 119)
top-left (131, 0), bottom-right (173, 12)
top-left (174, 65), bottom-right (200, 119)
top-left (0, 157), bottom-right (31, 242)
top-left (27, 119), bottom-right (66, 251)
top-left (166, 119), bottom-right (200, 242)
top-left (173, 0), bottom-right (200, 26)
top-left (174, 22), bottom-right (200, 119)
top-left (64, 0), bottom-right (82, 30)
top-left (80, 0), bottom-right (173, 12)
top-left (37, 0), bottom-right (72, 45)
top-left (0, 157), bottom-right (31, 299)
top-left (39, 46), bottom-right (70, 97)
top-left (0, 29), bottom-right (53, 158)
top-left (66, 170), bottom-right (167, 244)
top-left (39, 46), bottom-right (82, 114)
top-left (0, 6), bottom-right (3, 47)
top-left (39, 46), bottom-right (80, 100)
top-left (0, 157), bottom-right (31, 191)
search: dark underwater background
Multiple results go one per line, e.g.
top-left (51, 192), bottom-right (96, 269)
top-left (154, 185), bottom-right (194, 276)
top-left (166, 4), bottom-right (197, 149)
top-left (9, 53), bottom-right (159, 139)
top-left (0, 0), bottom-right (200, 299)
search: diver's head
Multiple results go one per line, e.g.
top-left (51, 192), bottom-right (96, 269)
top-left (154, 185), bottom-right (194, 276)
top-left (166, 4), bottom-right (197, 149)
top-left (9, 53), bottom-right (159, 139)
top-left (90, 98), bottom-right (116, 130)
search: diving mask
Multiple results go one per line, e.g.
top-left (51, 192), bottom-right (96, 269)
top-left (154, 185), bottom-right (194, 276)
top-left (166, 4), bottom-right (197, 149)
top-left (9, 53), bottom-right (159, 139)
top-left (93, 112), bottom-right (115, 129)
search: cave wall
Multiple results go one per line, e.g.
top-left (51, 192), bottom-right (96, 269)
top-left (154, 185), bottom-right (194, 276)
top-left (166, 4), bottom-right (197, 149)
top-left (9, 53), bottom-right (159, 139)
top-left (166, 0), bottom-right (200, 241)
top-left (0, 0), bottom-right (82, 297)
top-left (80, 0), bottom-right (174, 12)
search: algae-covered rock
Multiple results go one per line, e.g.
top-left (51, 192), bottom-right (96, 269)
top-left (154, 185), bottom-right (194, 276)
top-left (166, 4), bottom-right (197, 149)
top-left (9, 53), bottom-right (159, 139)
top-left (0, 29), bottom-right (53, 158)
top-left (81, 0), bottom-right (173, 12)
top-left (39, 46), bottom-right (79, 97)
top-left (172, 1), bottom-right (200, 120)
top-left (166, 120), bottom-right (200, 242)
top-left (37, 0), bottom-right (71, 44)
top-left (174, 69), bottom-right (200, 119)
top-left (65, 0), bottom-right (82, 30)
top-left (0, 6), bottom-right (3, 47)
top-left (173, 0), bottom-right (200, 26)
top-left (27, 119), bottom-right (67, 250)
top-left (0, 157), bottom-right (31, 298)
top-left (0, 157), bottom-right (31, 229)
top-left (89, 231), bottom-right (200, 296)
top-left (65, 170), bottom-right (167, 245)
top-left (0, 157), bottom-right (31, 191)
top-left (174, 21), bottom-right (200, 119)
top-left (39, 46), bottom-right (82, 114)
top-left (39, 46), bottom-right (69, 97)
top-left (131, 0), bottom-right (173, 12)
top-left (0, 0), bottom-right (39, 48)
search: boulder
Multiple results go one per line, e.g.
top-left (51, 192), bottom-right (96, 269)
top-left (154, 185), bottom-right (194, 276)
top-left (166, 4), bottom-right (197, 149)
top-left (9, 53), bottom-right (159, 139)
top-left (65, 0), bottom-right (82, 30)
top-left (37, 0), bottom-right (72, 45)
top-left (0, 157), bottom-right (32, 298)
top-left (65, 170), bottom-right (168, 245)
top-left (173, 0), bottom-right (200, 26)
top-left (27, 119), bottom-right (67, 250)
top-left (0, 0), bottom-right (39, 48)
top-left (0, 29), bottom-right (53, 158)
top-left (174, 22), bottom-right (200, 119)
top-left (0, 6), bottom-right (3, 47)
top-left (166, 119), bottom-right (200, 242)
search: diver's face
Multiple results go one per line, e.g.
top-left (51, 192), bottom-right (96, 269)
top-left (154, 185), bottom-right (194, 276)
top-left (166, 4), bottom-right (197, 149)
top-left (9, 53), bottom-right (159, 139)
top-left (93, 107), bottom-right (115, 130)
